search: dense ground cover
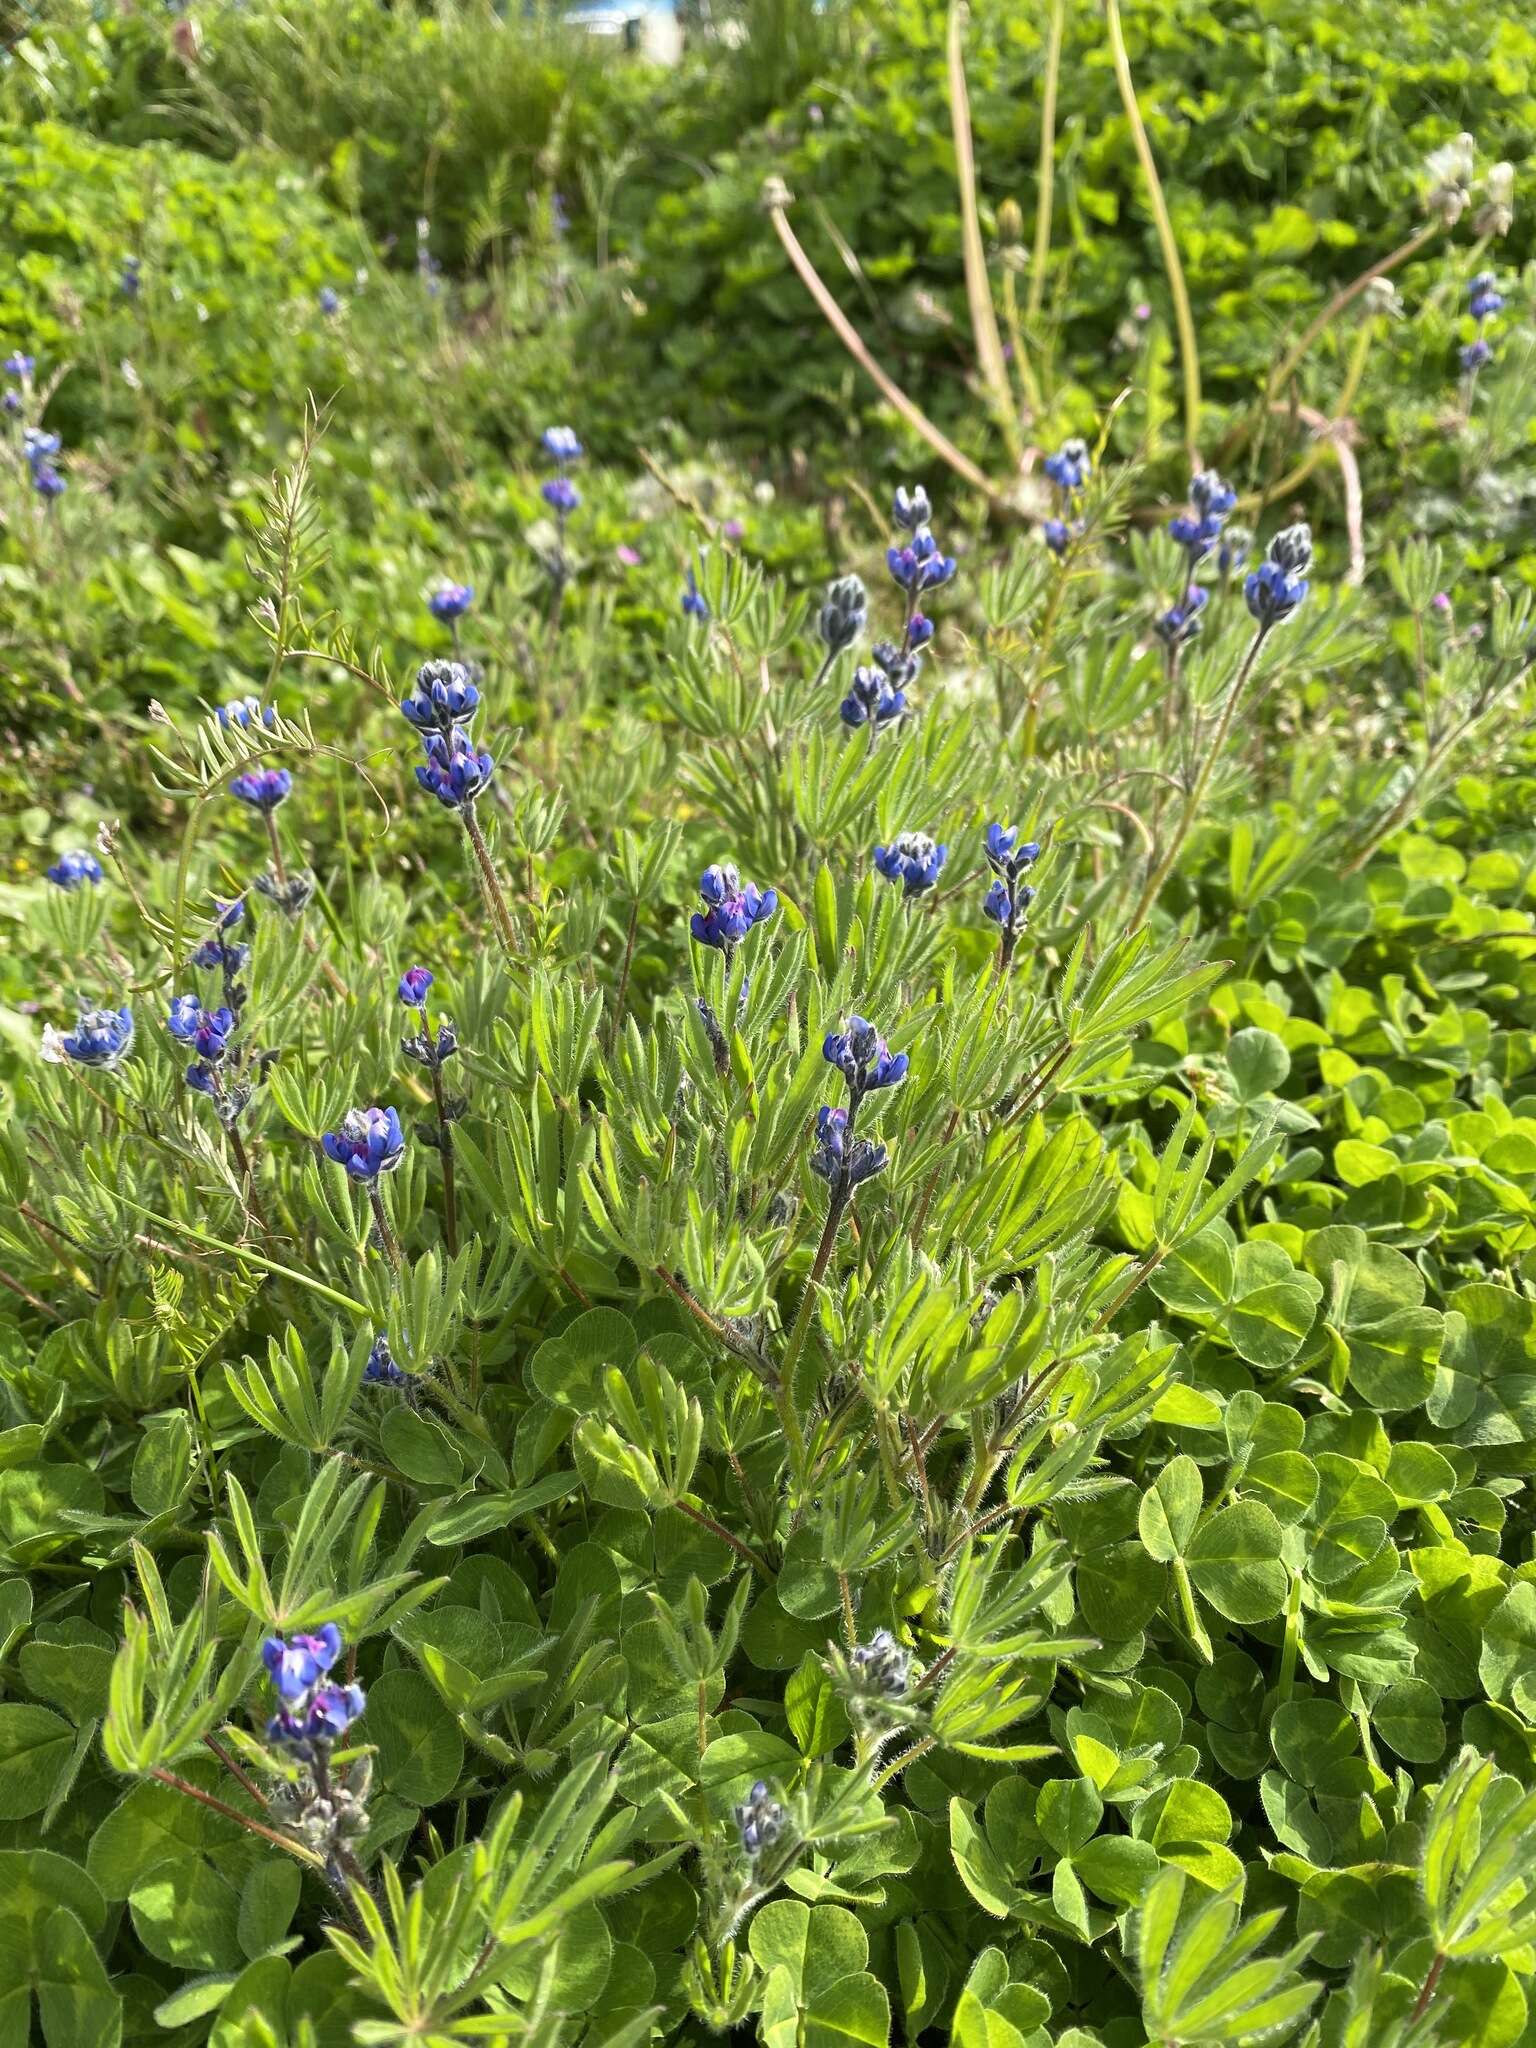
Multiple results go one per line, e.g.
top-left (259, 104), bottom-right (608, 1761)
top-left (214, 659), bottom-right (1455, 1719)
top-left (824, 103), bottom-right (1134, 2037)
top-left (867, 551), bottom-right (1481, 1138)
top-left (1, 2), bottom-right (1536, 2046)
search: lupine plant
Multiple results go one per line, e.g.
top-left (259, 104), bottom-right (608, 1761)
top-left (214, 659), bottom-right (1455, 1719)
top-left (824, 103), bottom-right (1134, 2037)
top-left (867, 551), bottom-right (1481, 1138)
top-left (1, 158), bottom-right (1535, 2048)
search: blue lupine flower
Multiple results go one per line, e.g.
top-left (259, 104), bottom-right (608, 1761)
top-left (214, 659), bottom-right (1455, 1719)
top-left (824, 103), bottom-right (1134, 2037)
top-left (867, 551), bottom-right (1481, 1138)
top-left (213, 895), bottom-right (245, 931)
top-left (59, 1005), bottom-right (134, 1070)
top-left (167, 995), bottom-right (234, 1063)
top-left (1, 392), bottom-right (19, 417)
top-left (398, 966), bottom-right (434, 1008)
top-left (267, 1681), bottom-right (366, 1754)
top-left (984, 824), bottom-right (1041, 878)
top-left (32, 463), bottom-right (65, 500)
top-left (541, 425), bottom-right (583, 464)
top-left (682, 568), bottom-right (710, 620)
top-left (874, 831), bottom-right (948, 896)
top-left (1043, 439), bottom-right (1090, 493)
top-left (230, 768), bottom-right (293, 812)
top-left (887, 535), bottom-right (957, 593)
top-left (185, 1063), bottom-right (218, 1096)
top-left (1167, 513), bottom-right (1224, 563)
top-left (217, 696), bottom-right (276, 730)
top-left (3, 353), bottom-right (34, 380)
top-left (23, 428), bottom-right (61, 465)
top-left (318, 286), bottom-right (341, 316)
top-left (809, 1104), bottom-right (888, 1189)
top-left (401, 658), bottom-right (480, 734)
top-left (263, 1624), bottom-right (342, 1702)
top-left (892, 484), bottom-right (931, 532)
top-left (191, 936), bottom-right (250, 974)
top-left (322, 1106), bottom-right (406, 1180)
top-left (542, 476), bottom-right (580, 514)
top-left (983, 877), bottom-right (1015, 924)
top-left (840, 665), bottom-right (905, 730)
top-left (1190, 469), bottom-right (1238, 522)
top-left (734, 1780), bottom-right (786, 1861)
top-left (121, 256), bottom-right (142, 299)
top-left (1155, 583), bottom-right (1210, 647)
top-left (415, 731), bottom-right (494, 809)
top-left (690, 862), bottom-right (778, 954)
top-left (364, 1333), bottom-right (409, 1386)
top-left (428, 580), bottom-right (474, 622)
top-left (823, 1017), bottom-right (907, 1095)
top-left (819, 575), bottom-right (867, 653)
top-left (907, 612), bottom-right (934, 649)
top-left (1461, 337), bottom-right (1493, 372)
top-left (1469, 272), bottom-right (1505, 322)
top-left (1244, 523), bottom-right (1312, 628)
top-left (1044, 518), bottom-right (1071, 558)
top-left (46, 850), bottom-right (103, 890)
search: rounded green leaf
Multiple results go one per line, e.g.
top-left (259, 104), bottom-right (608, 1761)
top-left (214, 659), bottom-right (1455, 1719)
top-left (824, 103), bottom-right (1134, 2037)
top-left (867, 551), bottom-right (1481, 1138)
top-left (1185, 1502), bottom-right (1288, 1622)
top-left (368, 1668), bottom-right (465, 1806)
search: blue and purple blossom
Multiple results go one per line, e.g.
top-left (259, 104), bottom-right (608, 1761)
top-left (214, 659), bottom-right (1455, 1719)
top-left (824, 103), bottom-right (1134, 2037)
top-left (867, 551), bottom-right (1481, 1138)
top-left (886, 531), bottom-right (956, 594)
top-left (1155, 583), bottom-right (1210, 648)
top-left (262, 1623), bottom-right (364, 1754)
top-left (734, 1780), bottom-right (786, 1861)
top-left (1044, 518), bottom-right (1071, 558)
top-left (1244, 523), bottom-right (1312, 628)
top-left (121, 255), bottom-right (142, 299)
top-left (398, 966), bottom-right (434, 1008)
top-left (823, 1017), bottom-right (907, 1096)
top-left (983, 823), bottom-right (1041, 960)
top-left (263, 1624), bottom-right (343, 1702)
top-left (690, 862), bottom-right (778, 955)
top-left (1468, 272), bottom-right (1505, 322)
top-left (542, 475), bottom-right (580, 515)
top-left (541, 426), bottom-right (583, 464)
top-left (1461, 337), bottom-right (1493, 373)
top-left (892, 485), bottom-right (931, 532)
top-left (167, 995), bottom-right (234, 1063)
top-left (3, 353), bottom-right (35, 380)
top-left (32, 462), bottom-right (65, 500)
top-left (364, 1333), bottom-right (410, 1386)
top-left (217, 696), bottom-right (276, 731)
top-left (1044, 439), bottom-right (1090, 494)
top-left (682, 568), bottom-right (710, 620)
top-left (401, 659), bottom-right (480, 734)
top-left (46, 850), bottom-right (103, 890)
top-left (322, 1106), bottom-right (406, 1181)
top-left (318, 286), bottom-right (341, 317)
top-left (58, 1005), bottom-right (135, 1070)
top-left (230, 767), bottom-right (293, 812)
top-left (416, 731), bottom-right (493, 809)
top-left (874, 831), bottom-right (948, 897)
top-left (428, 581), bottom-right (474, 623)
top-left (840, 664), bottom-right (905, 731)
top-left (810, 1104), bottom-right (887, 1189)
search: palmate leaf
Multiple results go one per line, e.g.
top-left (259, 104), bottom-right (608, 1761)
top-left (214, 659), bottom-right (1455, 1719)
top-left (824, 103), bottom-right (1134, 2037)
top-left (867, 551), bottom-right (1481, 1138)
top-left (1134, 1867), bottom-right (1320, 2046)
top-left (1422, 1748), bottom-right (1536, 1961)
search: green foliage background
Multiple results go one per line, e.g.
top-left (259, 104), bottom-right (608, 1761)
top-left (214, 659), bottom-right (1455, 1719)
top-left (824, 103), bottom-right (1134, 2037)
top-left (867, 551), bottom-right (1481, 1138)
top-left (0, 2), bottom-right (1534, 2047)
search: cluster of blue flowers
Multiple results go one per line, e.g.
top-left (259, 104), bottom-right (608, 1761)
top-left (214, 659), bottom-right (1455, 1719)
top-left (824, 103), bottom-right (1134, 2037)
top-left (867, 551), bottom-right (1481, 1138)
top-left (811, 1015), bottom-right (906, 1194)
top-left (399, 656), bottom-right (493, 812)
top-left (682, 565), bottom-right (709, 621)
top-left (322, 1106), bottom-right (406, 1183)
top-left (170, 896), bottom-right (257, 1112)
top-left (1244, 522), bottom-right (1313, 629)
top-left (1155, 469), bottom-right (1249, 653)
top-left (428, 580), bottom-right (474, 632)
top-left (6, 357), bottom-right (66, 499)
top-left (55, 1005), bottom-right (134, 1071)
top-left (540, 425), bottom-right (582, 522)
top-left (217, 696), bottom-right (277, 733)
top-left (121, 255), bottom-right (141, 300)
top-left (734, 1780), bottom-right (786, 1862)
top-left (1461, 270), bottom-right (1505, 376)
top-left (1042, 437), bottom-right (1090, 556)
top-left (982, 823), bottom-right (1041, 961)
top-left (398, 964), bottom-right (459, 1073)
top-left (263, 1624), bottom-right (365, 1756)
top-left (363, 1333), bottom-right (410, 1387)
top-left (838, 485), bottom-right (955, 734)
top-left (689, 862), bottom-right (779, 962)
top-left (874, 830), bottom-right (948, 897)
top-left (46, 849), bottom-right (103, 890)
top-left (230, 767), bottom-right (292, 813)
